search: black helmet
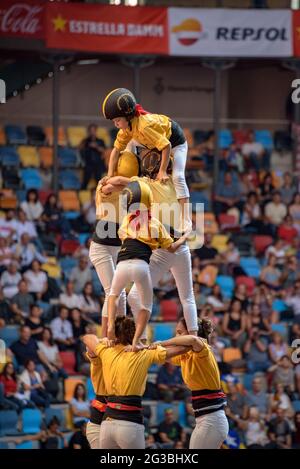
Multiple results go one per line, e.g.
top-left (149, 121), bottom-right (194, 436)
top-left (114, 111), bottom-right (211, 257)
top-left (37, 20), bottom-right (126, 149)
top-left (102, 88), bottom-right (136, 120)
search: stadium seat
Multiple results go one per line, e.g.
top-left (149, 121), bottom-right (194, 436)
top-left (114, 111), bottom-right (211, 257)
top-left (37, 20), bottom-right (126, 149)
top-left (39, 147), bottom-right (53, 168)
top-left (59, 170), bottom-right (81, 190)
top-left (22, 408), bottom-right (42, 434)
top-left (64, 378), bottom-right (85, 402)
top-left (293, 400), bottom-right (300, 412)
top-left (223, 347), bottom-right (245, 372)
top-left (16, 190), bottom-right (27, 203)
top-left (0, 326), bottom-right (20, 347)
top-left (211, 234), bottom-right (229, 253)
top-left (5, 125), bottom-right (27, 144)
top-left (26, 125), bottom-right (46, 145)
top-left (0, 189), bottom-right (18, 210)
top-left (15, 441), bottom-right (34, 449)
top-left (0, 126), bottom-right (6, 144)
top-left (218, 214), bottom-right (239, 232)
top-left (232, 129), bottom-right (250, 146)
top-left (254, 129), bottom-right (273, 150)
top-left (160, 300), bottom-right (179, 322)
top-left (59, 257), bottom-right (77, 278)
top-left (20, 168), bottom-right (42, 190)
top-left (240, 257), bottom-right (261, 278)
top-left (152, 324), bottom-right (174, 342)
top-left (193, 129), bottom-right (207, 145)
top-left (236, 276), bottom-right (256, 296)
top-left (92, 268), bottom-right (103, 296)
top-left (45, 407), bottom-right (67, 429)
top-left (216, 275), bottom-right (235, 299)
top-left (231, 233), bottom-right (253, 257)
top-left (59, 351), bottom-right (76, 375)
top-left (2, 167), bottom-right (20, 190)
top-left (58, 147), bottom-right (78, 167)
top-left (218, 129), bottom-right (232, 149)
top-left (86, 377), bottom-right (95, 401)
top-left (60, 239), bottom-right (80, 256)
top-left (78, 233), bottom-right (90, 245)
top-left (18, 145), bottom-right (40, 167)
top-left (79, 190), bottom-right (92, 205)
top-left (59, 190), bottom-right (80, 211)
top-left (242, 373), bottom-right (255, 391)
top-left (42, 259), bottom-right (61, 279)
top-left (272, 299), bottom-right (288, 313)
top-left (96, 127), bottom-right (111, 147)
top-left (271, 323), bottom-right (288, 340)
top-left (178, 401), bottom-right (187, 427)
top-left (0, 410), bottom-right (19, 436)
top-left (67, 126), bottom-right (87, 147)
top-left (0, 146), bottom-right (20, 166)
top-left (253, 235), bottom-right (273, 256)
top-left (190, 191), bottom-right (210, 212)
top-left (45, 126), bottom-right (67, 146)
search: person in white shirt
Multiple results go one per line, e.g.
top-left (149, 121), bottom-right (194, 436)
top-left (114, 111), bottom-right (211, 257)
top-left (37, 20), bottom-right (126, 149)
top-left (0, 210), bottom-right (17, 240)
top-left (20, 189), bottom-right (43, 222)
top-left (69, 256), bottom-right (92, 294)
top-left (78, 281), bottom-right (100, 322)
top-left (0, 261), bottom-right (22, 299)
top-left (265, 239), bottom-right (286, 265)
top-left (241, 130), bottom-right (266, 171)
top-left (15, 209), bottom-right (37, 242)
top-left (285, 281), bottom-right (300, 317)
top-left (59, 281), bottom-right (81, 310)
top-left (24, 260), bottom-right (48, 300)
top-left (265, 192), bottom-right (287, 226)
top-left (0, 236), bottom-right (15, 268)
top-left (13, 233), bottom-right (46, 270)
top-left (50, 305), bottom-right (75, 350)
top-left (237, 407), bottom-right (269, 448)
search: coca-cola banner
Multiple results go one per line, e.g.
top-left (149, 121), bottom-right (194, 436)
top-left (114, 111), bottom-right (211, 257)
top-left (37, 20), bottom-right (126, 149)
top-left (0, 0), bottom-right (44, 39)
top-left (45, 3), bottom-right (168, 54)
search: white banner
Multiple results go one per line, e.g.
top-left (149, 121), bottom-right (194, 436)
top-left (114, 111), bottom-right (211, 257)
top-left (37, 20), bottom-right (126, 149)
top-left (168, 8), bottom-right (292, 57)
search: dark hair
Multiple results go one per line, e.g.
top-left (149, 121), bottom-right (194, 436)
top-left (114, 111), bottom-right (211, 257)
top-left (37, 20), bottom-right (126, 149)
top-left (30, 303), bottom-right (40, 313)
top-left (1, 362), bottom-right (16, 381)
top-left (24, 359), bottom-right (35, 369)
top-left (73, 383), bottom-right (86, 401)
top-left (115, 316), bottom-right (136, 345)
top-left (59, 304), bottom-right (69, 315)
top-left (26, 189), bottom-right (39, 203)
top-left (42, 327), bottom-right (54, 346)
top-left (48, 416), bottom-right (60, 429)
top-left (179, 317), bottom-right (214, 340)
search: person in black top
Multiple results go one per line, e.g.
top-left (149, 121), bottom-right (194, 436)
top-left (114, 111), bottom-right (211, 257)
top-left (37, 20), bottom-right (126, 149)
top-left (195, 233), bottom-right (219, 267)
top-left (80, 124), bottom-right (106, 189)
top-left (68, 421), bottom-right (90, 449)
top-left (9, 326), bottom-right (46, 371)
top-left (25, 304), bottom-right (44, 341)
top-left (158, 408), bottom-right (186, 448)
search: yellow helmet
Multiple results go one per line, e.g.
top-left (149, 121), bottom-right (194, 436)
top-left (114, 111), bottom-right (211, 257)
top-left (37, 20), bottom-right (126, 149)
top-left (117, 150), bottom-right (139, 178)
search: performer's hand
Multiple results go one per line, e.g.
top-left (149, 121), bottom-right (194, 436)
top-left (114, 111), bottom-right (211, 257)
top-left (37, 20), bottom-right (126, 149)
top-left (107, 328), bottom-right (116, 342)
top-left (99, 175), bottom-right (110, 185)
top-left (156, 171), bottom-right (169, 183)
top-left (124, 342), bottom-right (148, 353)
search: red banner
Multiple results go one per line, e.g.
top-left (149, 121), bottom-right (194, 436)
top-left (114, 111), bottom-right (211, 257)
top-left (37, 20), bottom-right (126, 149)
top-left (293, 10), bottom-right (300, 57)
top-left (45, 3), bottom-right (168, 54)
top-left (0, 0), bottom-right (45, 39)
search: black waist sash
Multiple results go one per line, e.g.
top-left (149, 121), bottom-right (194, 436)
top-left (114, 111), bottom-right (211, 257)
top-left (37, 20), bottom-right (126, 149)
top-left (103, 395), bottom-right (143, 425)
top-left (191, 389), bottom-right (227, 418)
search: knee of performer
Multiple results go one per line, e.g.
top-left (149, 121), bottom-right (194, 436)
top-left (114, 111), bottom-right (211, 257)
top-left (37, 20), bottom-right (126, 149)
top-left (172, 172), bottom-right (186, 187)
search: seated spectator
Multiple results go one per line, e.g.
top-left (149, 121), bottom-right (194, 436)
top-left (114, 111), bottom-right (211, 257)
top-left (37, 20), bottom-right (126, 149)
top-left (0, 362), bottom-right (31, 412)
top-left (0, 236), bottom-right (15, 272)
top-left (79, 123), bottom-right (106, 190)
top-left (70, 383), bottom-right (90, 427)
top-left (78, 281), bottom-right (100, 321)
top-left (199, 304), bottom-right (220, 327)
top-left (206, 284), bottom-right (226, 313)
top-left (42, 194), bottom-right (71, 237)
top-left (25, 304), bottom-right (44, 341)
top-left (237, 407), bottom-right (269, 448)
top-left (280, 172), bottom-right (297, 206)
top-left (284, 280), bottom-right (300, 318)
top-left (74, 238), bottom-right (91, 260)
top-left (241, 130), bottom-right (267, 171)
top-left (210, 331), bottom-right (225, 364)
top-left (244, 328), bottom-right (271, 374)
top-left (269, 383), bottom-right (295, 420)
top-left (9, 326), bottom-right (48, 371)
top-left (268, 408), bottom-right (292, 449)
top-left (0, 287), bottom-right (11, 326)
top-left (260, 254), bottom-right (281, 290)
top-left (68, 421), bottom-right (90, 449)
top-left (222, 299), bottom-right (247, 347)
top-left (221, 240), bottom-right (243, 277)
top-left (13, 232), bottom-right (46, 271)
top-left (289, 192), bottom-right (300, 235)
top-left (24, 260), bottom-right (48, 301)
top-left (158, 408), bottom-right (185, 448)
top-left (247, 303), bottom-right (272, 338)
top-left (214, 171), bottom-right (243, 217)
top-left (82, 193), bottom-right (96, 226)
top-left (10, 279), bottom-right (34, 323)
top-left (156, 363), bottom-right (188, 402)
top-left (270, 355), bottom-right (295, 393)
top-left (265, 191), bottom-right (287, 228)
top-left (20, 189), bottom-right (43, 222)
top-left (39, 163), bottom-right (52, 190)
top-left (37, 327), bottom-right (68, 379)
top-left (268, 332), bottom-right (289, 365)
top-left (245, 377), bottom-right (270, 418)
top-left (39, 416), bottom-right (66, 449)
top-left (0, 210), bottom-right (16, 241)
top-left (265, 238), bottom-right (286, 265)
top-left (155, 271), bottom-right (177, 300)
top-left (278, 215), bottom-right (298, 244)
top-left (70, 308), bottom-right (88, 340)
top-left (0, 261), bottom-right (22, 299)
top-left (195, 233), bottom-right (220, 267)
top-left (251, 285), bottom-right (275, 322)
top-left (14, 209), bottom-right (37, 242)
top-left (232, 284), bottom-right (249, 312)
top-left (293, 412), bottom-right (300, 449)
top-left (19, 359), bottom-right (51, 408)
top-left (258, 172), bottom-right (275, 206)
top-left (51, 305), bottom-right (75, 351)
top-left (69, 256), bottom-right (92, 294)
top-left (226, 381), bottom-right (248, 425)
top-left (281, 256), bottom-right (299, 290)
top-left (241, 191), bottom-right (261, 227)
top-left (59, 281), bottom-right (81, 310)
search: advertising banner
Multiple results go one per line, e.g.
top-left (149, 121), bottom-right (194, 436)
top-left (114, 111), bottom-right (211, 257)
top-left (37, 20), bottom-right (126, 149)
top-left (0, 0), bottom-right (45, 39)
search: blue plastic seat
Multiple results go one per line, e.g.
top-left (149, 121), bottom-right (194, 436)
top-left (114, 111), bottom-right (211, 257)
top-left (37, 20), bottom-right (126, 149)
top-left (216, 275), bottom-right (235, 299)
top-left (22, 408), bottom-right (42, 434)
top-left (152, 324), bottom-right (174, 343)
top-left (60, 257), bottom-right (78, 278)
top-left (64, 211), bottom-right (81, 220)
top-left (0, 410), bottom-right (19, 436)
top-left (92, 268), bottom-right (104, 296)
top-left (86, 377), bottom-right (95, 401)
top-left (16, 190), bottom-right (27, 202)
top-left (293, 400), bottom-right (300, 412)
top-left (5, 125), bottom-right (27, 144)
top-left (16, 441), bottom-right (33, 449)
top-left (218, 129), bottom-right (233, 149)
top-left (178, 401), bottom-right (187, 427)
top-left (243, 373), bottom-right (255, 391)
top-left (0, 326), bottom-right (20, 347)
top-left (58, 147), bottom-right (78, 167)
top-left (240, 257), bottom-right (261, 279)
top-left (272, 299), bottom-right (288, 313)
top-left (271, 323), bottom-right (288, 340)
top-left (254, 129), bottom-right (273, 150)
top-left (20, 168), bottom-right (42, 190)
top-left (190, 191), bottom-right (210, 212)
top-left (78, 233), bottom-right (90, 245)
top-left (59, 170), bottom-right (81, 190)
top-left (0, 146), bottom-right (20, 166)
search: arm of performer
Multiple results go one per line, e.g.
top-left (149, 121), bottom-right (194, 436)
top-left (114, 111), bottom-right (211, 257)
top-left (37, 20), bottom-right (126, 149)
top-left (100, 147), bottom-right (120, 184)
top-left (156, 143), bottom-right (171, 183)
top-left (101, 176), bottom-right (130, 195)
top-left (155, 335), bottom-right (204, 352)
top-left (167, 232), bottom-right (190, 253)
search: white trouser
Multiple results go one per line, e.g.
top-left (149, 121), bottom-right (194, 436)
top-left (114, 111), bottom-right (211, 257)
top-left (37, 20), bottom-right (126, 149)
top-left (99, 419), bottom-right (145, 449)
top-left (86, 421), bottom-right (101, 449)
top-left (189, 410), bottom-right (229, 449)
top-left (89, 241), bottom-right (126, 318)
top-left (110, 259), bottom-right (153, 313)
top-left (172, 141), bottom-right (189, 200)
top-left (128, 244), bottom-right (197, 335)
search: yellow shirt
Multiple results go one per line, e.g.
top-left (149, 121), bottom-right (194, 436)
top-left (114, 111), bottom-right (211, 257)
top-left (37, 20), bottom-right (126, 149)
top-left (86, 353), bottom-right (106, 396)
top-left (114, 114), bottom-right (172, 152)
top-left (95, 180), bottom-right (122, 223)
top-left (171, 342), bottom-right (221, 391)
top-left (94, 343), bottom-right (167, 396)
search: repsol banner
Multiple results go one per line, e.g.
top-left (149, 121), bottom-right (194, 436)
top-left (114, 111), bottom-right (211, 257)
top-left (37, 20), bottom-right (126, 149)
top-left (168, 8), bottom-right (292, 57)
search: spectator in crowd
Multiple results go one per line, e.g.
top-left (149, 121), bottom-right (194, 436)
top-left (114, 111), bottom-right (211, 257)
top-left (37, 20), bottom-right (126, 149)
top-left (210, 331), bottom-right (225, 364)
top-left (246, 303), bottom-right (272, 338)
top-left (0, 236), bottom-right (15, 272)
top-left (69, 307), bottom-right (88, 371)
top-left (158, 408), bottom-right (185, 448)
top-left (19, 359), bottom-right (51, 408)
top-left (156, 363), bottom-right (188, 402)
top-left (0, 210), bottom-right (16, 241)
top-left (260, 254), bottom-right (281, 290)
top-left (289, 192), bottom-right (300, 234)
top-left (69, 256), bottom-right (92, 294)
top-left (232, 284), bottom-right (249, 312)
top-left (79, 123), bottom-right (106, 190)
top-left (241, 130), bottom-right (266, 171)
top-left (50, 305), bottom-right (74, 351)
top-left (245, 377), bottom-right (270, 418)
top-left (23, 260), bottom-right (48, 301)
top-left (280, 172), bottom-right (297, 206)
top-left (14, 210), bottom-right (38, 242)
top-left (59, 281), bottom-right (81, 310)
top-left (285, 281), bottom-right (300, 318)
top-left (265, 191), bottom-right (287, 228)
top-left (281, 256), bottom-right (299, 290)
top-left (20, 189), bottom-right (43, 222)
top-left (195, 233), bottom-right (220, 267)
top-left (206, 284), bottom-right (226, 314)
top-left (293, 412), bottom-right (300, 448)
top-left (258, 173), bottom-right (275, 206)
top-left (270, 356), bottom-right (295, 393)
top-left (68, 421), bottom-right (90, 449)
top-left (221, 240), bottom-right (242, 277)
top-left (10, 279), bottom-right (34, 323)
top-left (241, 191), bottom-right (261, 229)
top-left (0, 287), bottom-right (10, 326)
top-left (39, 416), bottom-right (66, 449)
top-left (25, 304), bottom-right (44, 341)
top-left (214, 171), bottom-right (243, 217)
top-left (9, 326), bottom-right (49, 371)
top-left (237, 406), bottom-right (270, 448)
top-left (37, 327), bottom-right (68, 379)
top-left (278, 215), bottom-right (298, 245)
top-left (0, 362), bottom-right (31, 412)
top-left (73, 238), bottom-right (91, 260)
top-left (82, 193), bottom-right (96, 227)
top-left (222, 299), bottom-right (247, 347)
top-left (0, 261), bottom-right (22, 299)
top-left (225, 382), bottom-right (248, 428)
top-left (265, 238), bottom-right (286, 265)
top-left (42, 194), bottom-right (71, 237)
top-left (244, 328), bottom-right (271, 374)
top-left (78, 281), bottom-right (100, 322)
top-left (268, 408), bottom-right (292, 449)
top-left (13, 232), bottom-right (46, 271)
top-left (269, 383), bottom-right (294, 420)
top-left (268, 332), bottom-right (289, 365)
top-left (69, 383), bottom-right (90, 427)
